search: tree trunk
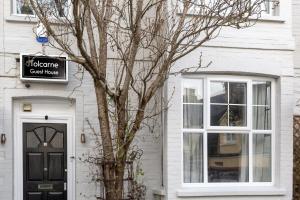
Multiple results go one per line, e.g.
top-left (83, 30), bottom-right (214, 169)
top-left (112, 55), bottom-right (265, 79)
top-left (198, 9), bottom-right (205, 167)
top-left (94, 80), bottom-right (116, 199)
top-left (94, 80), bottom-right (128, 200)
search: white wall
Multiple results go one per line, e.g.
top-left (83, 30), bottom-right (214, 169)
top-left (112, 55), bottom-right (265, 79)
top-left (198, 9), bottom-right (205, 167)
top-left (0, 0), bottom-right (296, 200)
top-left (0, 1), bottom-right (163, 200)
top-left (164, 0), bottom-right (295, 198)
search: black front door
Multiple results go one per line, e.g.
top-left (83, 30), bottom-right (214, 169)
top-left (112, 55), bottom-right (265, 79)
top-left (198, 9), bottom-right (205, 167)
top-left (23, 123), bottom-right (67, 200)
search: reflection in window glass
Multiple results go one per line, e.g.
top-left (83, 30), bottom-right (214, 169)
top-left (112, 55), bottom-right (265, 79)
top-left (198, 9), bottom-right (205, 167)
top-left (210, 82), bottom-right (228, 103)
top-left (183, 79), bottom-right (203, 103)
top-left (253, 134), bottom-right (272, 182)
top-left (229, 105), bottom-right (246, 126)
top-left (210, 81), bottom-right (247, 127)
top-left (210, 105), bottom-right (228, 126)
top-left (183, 133), bottom-right (203, 183)
top-left (16, 0), bottom-right (34, 15)
top-left (183, 79), bottom-right (203, 129)
top-left (16, 0), bottom-right (68, 17)
top-left (208, 133), bottom-right (249, 182)
top-left (229, 82), bottom-right (247, 104)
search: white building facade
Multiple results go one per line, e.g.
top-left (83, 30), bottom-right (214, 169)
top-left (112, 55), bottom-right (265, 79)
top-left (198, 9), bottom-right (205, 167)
top-left (0, 0), bottom-right (297, 200)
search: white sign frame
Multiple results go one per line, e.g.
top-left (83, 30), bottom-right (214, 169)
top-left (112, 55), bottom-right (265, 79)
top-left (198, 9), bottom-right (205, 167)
top-left (20, 53), bottom-right (69, 83)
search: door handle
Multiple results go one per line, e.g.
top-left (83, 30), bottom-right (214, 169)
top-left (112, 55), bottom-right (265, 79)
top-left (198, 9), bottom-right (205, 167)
top-left (64, 182), bottom-right (67, 191)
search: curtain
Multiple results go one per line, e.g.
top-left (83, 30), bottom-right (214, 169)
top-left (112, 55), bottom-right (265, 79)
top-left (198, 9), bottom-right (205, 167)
top-left (239, 134), bottom-right (249, 182)
top-left (183, 133), bottom-right (203, 183)
top-left (253, 82), bottom-right (271, 130)
top-left (253, 134), bottom-right (272, 182)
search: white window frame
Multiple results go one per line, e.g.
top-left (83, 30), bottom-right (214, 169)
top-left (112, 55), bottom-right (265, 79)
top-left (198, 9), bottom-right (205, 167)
top-left (12, 0), bottom-right (35, 17)
top-left (12, 0), bottom-right (72, 18)
top-left (181, 75), bottom-right (276, 188)
top-left (261, 0), bottom-right (280, 17)
top-left (177, 0), bottom-right (281, 20)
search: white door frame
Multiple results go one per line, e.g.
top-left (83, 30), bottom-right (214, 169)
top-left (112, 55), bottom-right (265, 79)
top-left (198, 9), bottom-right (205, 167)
top-left (14, 114), bottom-right (76, 200)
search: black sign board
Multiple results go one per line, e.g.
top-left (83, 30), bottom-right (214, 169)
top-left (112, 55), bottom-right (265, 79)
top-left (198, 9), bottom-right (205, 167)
top-left (21, 54), bottom-right (68, 82)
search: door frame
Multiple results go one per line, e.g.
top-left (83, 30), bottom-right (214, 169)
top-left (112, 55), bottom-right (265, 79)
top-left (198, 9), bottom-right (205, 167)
top-left (14, 114), bottom-right (75, 200)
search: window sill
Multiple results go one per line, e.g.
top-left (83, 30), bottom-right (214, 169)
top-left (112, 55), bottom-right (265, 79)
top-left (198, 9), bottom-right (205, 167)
top-left (176, 10), bottom-right (285, 23)
top-left (176, 187), bottom-right (286, 197)
top-left (6, 15), bottom-right (69, 24)
top-left (153, 188), bottom-right (166, 196)
top-left (256, 15), bottom-right (285, 23)
top-left (6, 15), bottom-right (38, 23)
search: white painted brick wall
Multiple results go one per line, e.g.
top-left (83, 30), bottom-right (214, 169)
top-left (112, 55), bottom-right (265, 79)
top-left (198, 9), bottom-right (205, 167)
top-left (0, 0), bottom-right (297, 200)
top-left (165, 38), bottom-right (294, 200)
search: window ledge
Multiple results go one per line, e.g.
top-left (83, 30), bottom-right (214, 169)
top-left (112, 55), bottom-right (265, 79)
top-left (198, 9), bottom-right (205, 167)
top-left (256, 15), bottom-right (285, 23)
top-left (6, 15), bottom-right (69, 24)
top-left (6, 15), bottom-right (38, 23)
top-left (176, 10), bottom-right (285, 23)
top-left (177, 187), bottom-right (286, 197)
top-left (153, 188), bottom-right (166, 196)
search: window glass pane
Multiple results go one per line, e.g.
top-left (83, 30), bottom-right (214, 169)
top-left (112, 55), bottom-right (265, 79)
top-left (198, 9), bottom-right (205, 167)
top-left (42, 0), bottom-right (68, 17)
top-left (34, 127), bottom-right (45, 142)
top-left (17, 0), bottom-right (69, 17)
top-left (208, 133), bottom-right (249, 182)
top-left (183, 79), bottom-right (203, 103)
top-left (183, 133), bottom-right (203, 183)
top-left (253, 134), bottom-right (272, 182)
top-left (263, 0), bottom-right (271, 14)
top-left (253, 81), bottom-right (271, 106)
top-left (229, 105), bottom-right (247, 126)
top-left (27, 131), bottom-right (41, 148)
top-left (46, 127), bottom-right (56, 142)
top-left (50, 132), bottom-right (64, 148)
top-left (183, 104), bottom-right (203, 129)
top-left (16, 0), bottom-right (34, 15)
top-left (253, 106), bottom-right (271, 130)
top-left (210, 105), bottom-right (228, 126)
top-left (229, 82), bottom-right (247, 104)
top-left (210, 82), bottom-right (228, 103)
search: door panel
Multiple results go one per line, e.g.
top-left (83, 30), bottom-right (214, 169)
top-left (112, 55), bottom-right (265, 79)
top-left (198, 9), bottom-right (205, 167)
top-left (48, 153), bottom-right (64, 180)
top-left (23, 123), bottom-right (67, 200)
top-left (27, 153), bottom-right (44, 181)
top-left (27, 192), bottom-right (43, 200)
top-left (47, 192), bottom-right (64, 200)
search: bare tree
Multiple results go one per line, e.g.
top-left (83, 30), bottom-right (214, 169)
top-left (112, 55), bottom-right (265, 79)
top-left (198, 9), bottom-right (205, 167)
top-left (28, 0), bottom-right (270, 199)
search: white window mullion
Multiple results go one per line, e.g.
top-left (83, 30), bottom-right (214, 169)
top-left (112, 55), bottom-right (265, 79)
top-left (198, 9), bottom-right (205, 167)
top-left (249, 130), bottom-right (253, 183)
top-left (271, 80), bottom-right (276, 185)
top-left (249, 80), bottom-right (253, 183)
top-left (203, 78), bottom-right (208, 183)
top-left (227, 82), bottom-right (230, 126)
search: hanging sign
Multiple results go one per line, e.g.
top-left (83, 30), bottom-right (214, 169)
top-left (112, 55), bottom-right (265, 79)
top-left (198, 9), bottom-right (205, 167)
top-left (20, 54), bottom-right (68, 82)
